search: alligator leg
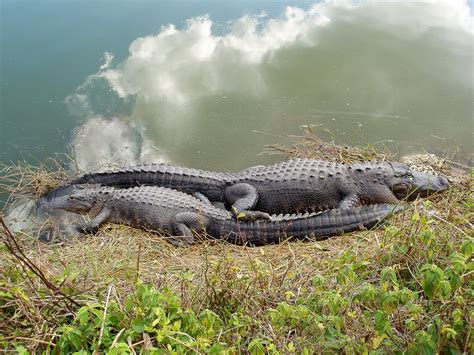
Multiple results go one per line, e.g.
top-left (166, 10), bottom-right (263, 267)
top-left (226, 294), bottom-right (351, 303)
top-left (373, 187), bottom-right (400, 204)
top-left (339, 193), bottom-right (360, 209)
top-left (169, 212), bottom-right (207, 246)
top-left (224, 183), bottom-right (271, 220)
top-left (193, 192), bottom-right (212, 205)
top-left (76, 207), bottom-right (111, 234)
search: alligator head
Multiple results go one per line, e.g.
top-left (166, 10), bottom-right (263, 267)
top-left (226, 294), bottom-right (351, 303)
top-left (389, 163), bottom-right (449, 200)
top-left (38, 185), bottom-right (99, 213)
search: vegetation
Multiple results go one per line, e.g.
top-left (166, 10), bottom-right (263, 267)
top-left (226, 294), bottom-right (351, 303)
top-left (1, 129), bottom-right (472, 353)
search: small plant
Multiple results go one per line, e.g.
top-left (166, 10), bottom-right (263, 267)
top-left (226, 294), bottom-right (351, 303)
top-left (54, 283), bottom-right (232, 353)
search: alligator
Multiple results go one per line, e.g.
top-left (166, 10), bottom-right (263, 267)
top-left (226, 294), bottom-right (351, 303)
top-left (44, 159), bottom-right (448, 220)
top-left (38, 185), bottom-right (403, 246)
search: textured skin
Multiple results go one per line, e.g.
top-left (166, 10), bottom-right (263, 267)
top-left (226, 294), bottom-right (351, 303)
top-left (51, 159), bottom-right (448, 216)
top-left (39, 186), bottom-right (403, 246)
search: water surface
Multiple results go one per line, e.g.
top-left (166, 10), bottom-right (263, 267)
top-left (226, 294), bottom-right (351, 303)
top-left (1, 0), bottom-right (473, 171)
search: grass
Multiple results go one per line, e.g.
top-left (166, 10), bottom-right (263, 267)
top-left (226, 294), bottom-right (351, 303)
top-left (0, 128), bottom-right (472, 353)
top-left (265, 125), bottom-right (395, 164)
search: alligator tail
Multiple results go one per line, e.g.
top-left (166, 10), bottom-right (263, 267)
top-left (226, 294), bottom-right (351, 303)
top-left (218, 204), bottom-right (404, 245)
top-left (70, 165), bottom-right (171, 187)
top-left (70, 164), bottom-right (234, 187)
top-left (43, 164), bottom-right (232, 200)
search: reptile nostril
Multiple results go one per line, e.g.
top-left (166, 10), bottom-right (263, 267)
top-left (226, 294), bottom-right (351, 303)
top-left (439, 176), bottom-right (449, 186)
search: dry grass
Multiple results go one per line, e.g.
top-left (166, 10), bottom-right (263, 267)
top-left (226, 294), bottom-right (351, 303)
top-left (265, 125), bottom-right (395, 163)
top-left (0, 130), bottom-right (472, 352)
top-left (0, 155), bottom-right (72, 203)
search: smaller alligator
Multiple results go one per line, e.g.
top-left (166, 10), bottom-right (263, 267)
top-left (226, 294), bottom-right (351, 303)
top-left (38, 185), bottom-right (403, 246)
top-left (45, 159), bottom-right (448, 220)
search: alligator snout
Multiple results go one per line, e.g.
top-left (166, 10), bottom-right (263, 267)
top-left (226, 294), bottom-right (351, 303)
top-left (438, 175), bottom-right (449, 188)
top-left (410, 171), bottom-right (450, 198)
top-left (429, 174), bottom-right (450, 191)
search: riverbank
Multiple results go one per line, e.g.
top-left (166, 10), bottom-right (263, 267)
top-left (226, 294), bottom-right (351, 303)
top-left (1, 131), bottom-right (472, 353)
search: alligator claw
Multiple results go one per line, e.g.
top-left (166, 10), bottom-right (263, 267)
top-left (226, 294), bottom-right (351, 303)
top-left (74, 225), bottom-right (87, 234)
top-left (74, 224), bottom-right (99, 235)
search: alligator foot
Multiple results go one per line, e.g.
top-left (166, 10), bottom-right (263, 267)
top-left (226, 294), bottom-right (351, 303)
top-left (235, 209), bottom-right (271, 221)
top-left (38, 228), bottom-right (54, 243)
top-left (74, 224), bottom-right (99, 234)
top-left (167, 235), bottom-right (195, 247)
top-left (74, 207), bottom-right (111, 235)
top-left (170, 214), bottom-right (198, 246)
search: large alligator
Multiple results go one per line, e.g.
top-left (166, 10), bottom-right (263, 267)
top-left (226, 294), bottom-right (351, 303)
top-left (45, 159), bottom-right (448, 219)
top-left (38, 185), bottom-right (403, 246)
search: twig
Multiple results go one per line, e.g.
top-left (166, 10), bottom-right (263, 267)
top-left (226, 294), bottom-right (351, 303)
top-left (98, 284), bottom-right (114, 347)
top-left (3, 336), bottom-right (56, 347)
top-left (136, 240), bottom-right (141, 283)
top-left (128, 336), bottom-right (138, 355)
top-left (130, 338), bottom-right (144, 349)
top-left (429, 213), bottom-right (470, 238)
top-left (111, 328), bottom-right (126, 347)
top-left (165, 334), bottom-right (201, 354)
top-left (0, 217), bottom-right (81, 309)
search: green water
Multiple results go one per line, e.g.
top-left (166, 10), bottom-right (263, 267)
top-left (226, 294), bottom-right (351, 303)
top-left (1, 0), bottom-right (473, 171)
